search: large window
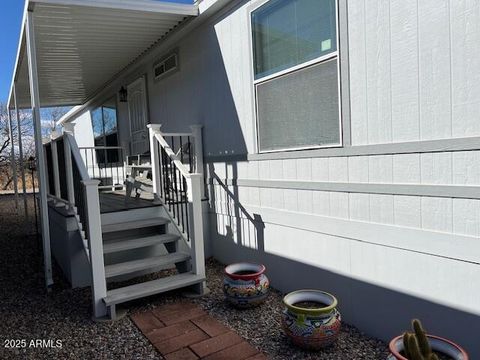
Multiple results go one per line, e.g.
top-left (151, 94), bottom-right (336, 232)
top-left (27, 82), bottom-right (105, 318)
top-left (91, 97), bottom-right (119, 164)
top-left (251, 0), bottom-right (341, 152)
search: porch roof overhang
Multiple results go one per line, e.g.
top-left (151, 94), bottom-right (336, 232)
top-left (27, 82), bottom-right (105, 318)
top-left (7, 0), bottom-right (198, 110)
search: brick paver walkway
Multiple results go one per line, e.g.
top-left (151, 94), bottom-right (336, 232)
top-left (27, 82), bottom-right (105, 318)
top-left (131, 302), bottom-right (267, 360)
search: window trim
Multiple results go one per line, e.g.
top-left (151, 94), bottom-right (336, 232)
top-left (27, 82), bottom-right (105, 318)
top-left (248, 0), bottom-right (344, 154)
top-left (91, 96), bottom-right (120, 165)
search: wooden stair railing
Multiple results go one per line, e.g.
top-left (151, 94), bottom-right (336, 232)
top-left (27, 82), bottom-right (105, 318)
top-left (43, 125), bottom-right (107, 318)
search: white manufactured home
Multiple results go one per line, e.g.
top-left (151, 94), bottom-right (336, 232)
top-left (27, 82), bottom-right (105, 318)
top-left (7, 0), bottom-right (480, 356)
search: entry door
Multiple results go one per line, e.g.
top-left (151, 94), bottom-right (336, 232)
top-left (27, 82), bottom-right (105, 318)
top-left (127, 76), bottom-right (149, 155)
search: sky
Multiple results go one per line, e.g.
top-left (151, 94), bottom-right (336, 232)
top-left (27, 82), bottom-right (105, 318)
top-left (0, 0), bottom-right (193, 104)
top-left (0, 0), bottom-right (24, 104)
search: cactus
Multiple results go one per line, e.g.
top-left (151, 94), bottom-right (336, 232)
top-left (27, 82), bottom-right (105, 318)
top-left (402, 319), bottom-right (439, 360)
top-left (412, 319), bottom-right (432, 356)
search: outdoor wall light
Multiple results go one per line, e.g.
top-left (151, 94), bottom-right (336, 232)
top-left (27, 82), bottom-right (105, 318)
top-left (119, 86), bottom-right (128, 102)
top-left (28, 156), bottom-right (36, 171)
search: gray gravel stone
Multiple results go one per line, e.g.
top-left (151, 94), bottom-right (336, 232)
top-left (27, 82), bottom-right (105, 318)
top-left (0, 194), bottom-right (390, 359)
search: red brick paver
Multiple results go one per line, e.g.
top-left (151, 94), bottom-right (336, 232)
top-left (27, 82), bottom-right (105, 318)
top-left (202, 341), bottom-right (259, 360)
top-left (130, 303), bottom-right (266, 360)
top-left (190, 332), bottom-right (243, 358)
top-left (158, 307), bottom-right (207, 326)
top-left (154, 328), bottom-right (209, 355)
top-left (130, 312), bottom-right (164, 334)
top-left (191, 315), bottom-right (231, 337)
top-left (146, 321), bottom-right (198, 344)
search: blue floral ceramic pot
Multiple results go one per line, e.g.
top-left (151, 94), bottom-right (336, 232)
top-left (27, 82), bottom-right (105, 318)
top-left (223, 262), bottom-right (269, 308)
top-left (282, 290), bottom-right (341, 350)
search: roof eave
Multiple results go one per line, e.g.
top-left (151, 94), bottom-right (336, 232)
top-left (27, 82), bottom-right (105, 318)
top-left (29, 0), bottom-right (199, 16)
top-left (7, 0), bottom-right (199, 109)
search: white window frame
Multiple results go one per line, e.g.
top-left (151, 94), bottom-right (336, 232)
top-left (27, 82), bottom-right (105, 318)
top-left (248, 0), bottom-right (343, 154)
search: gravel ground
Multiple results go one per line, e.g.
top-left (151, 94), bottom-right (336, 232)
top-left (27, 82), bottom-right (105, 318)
top-left (0, 194), bottom-right (390, 359)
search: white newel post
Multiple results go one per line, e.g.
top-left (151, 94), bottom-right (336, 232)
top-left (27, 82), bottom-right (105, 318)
top-left (188, 174), bottom-right (206, 278)
top-left (63, 124), bottom-right (76, 207)
top-left (190, 125), bottom-right (204, 198)
top-left (50, 132), bottom-right (61, 200)
top-left (83, 179), bottom-right (107, 318)
top-left (148, 124), bottom-right (162, 201)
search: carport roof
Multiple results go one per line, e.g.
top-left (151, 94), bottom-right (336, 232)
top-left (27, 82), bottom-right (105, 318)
top-left (8, 0), bottom-right (198, 109)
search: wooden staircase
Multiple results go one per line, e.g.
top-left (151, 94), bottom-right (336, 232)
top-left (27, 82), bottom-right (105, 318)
top-left (99, 206), bottom-right (205, 319)
top-left (44, 125), bottom-right (206, 319)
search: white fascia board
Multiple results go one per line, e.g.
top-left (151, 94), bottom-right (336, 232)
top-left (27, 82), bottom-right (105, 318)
top-left (197, 0), bottom-right (229, 15)
top-left (56, 105), bottom-right (83, 126)
top-left (29, 0), bottom-right (199, 16)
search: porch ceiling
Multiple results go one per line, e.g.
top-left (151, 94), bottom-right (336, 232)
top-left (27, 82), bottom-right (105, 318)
top-left (9, 0), bottom-right (198, 109)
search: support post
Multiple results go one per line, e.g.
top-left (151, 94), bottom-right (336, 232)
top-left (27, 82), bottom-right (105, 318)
top-left (63, 125), bottom-right (76, 206)
top-left (7, 108), bottom-right (19, 209)
top-left (50, 131), bottom-right (61, 200)
top-left (83, 179), bottom-right (107, 318)
top-left (148, 124), bottom-right (162, 202)
top-left (13, 84), bottom-right (28, 214)
top-left (26, 10), bottom-right (53, 287)
top-left (190, 125), bottom-right (205, 198)
top-left (188, 174), bottom-right (206, 279)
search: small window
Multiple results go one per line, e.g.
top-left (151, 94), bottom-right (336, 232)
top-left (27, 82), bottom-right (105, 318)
top-left (91, 97), bottom-right (119, 165)
top-left (251, 0), bottom-right (341, 153)
top-left (154, 53), bottom-right (178, 80)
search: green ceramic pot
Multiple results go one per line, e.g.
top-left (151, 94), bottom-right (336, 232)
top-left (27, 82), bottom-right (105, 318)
top-left (282, 290), bottom-right (341, 350)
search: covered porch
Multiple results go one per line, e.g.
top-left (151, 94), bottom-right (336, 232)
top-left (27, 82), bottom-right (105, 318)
top-left (7, 0), bottom-right (207, 320)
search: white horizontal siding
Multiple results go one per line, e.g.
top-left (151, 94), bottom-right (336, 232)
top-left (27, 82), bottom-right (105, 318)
top-left (349, 0), bottom-right (480, 144)
top-left (208, 149), bottom-right (480, 238)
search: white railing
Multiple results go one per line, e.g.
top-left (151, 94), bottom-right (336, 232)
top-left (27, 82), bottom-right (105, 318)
top-left (148, 124), bottom-right (205, 279)
top-left (43, 125), bottom-right (107, 318)
top-left (78, 146), bottom-right (126, 190)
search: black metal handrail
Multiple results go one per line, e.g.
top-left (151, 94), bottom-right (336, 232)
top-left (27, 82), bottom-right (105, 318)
top-left (79, 146), bottom-right (125, 188)
top-left (160, 145), bottom-right (190, 240)
top-left (56, 138), bottom-right (68, 200)
top-left (165, 135), bottom-right (194, 173)
top-left (72, 157), bottom-right (90, 241)
top-left (44, 143), bottom-right (55, 195)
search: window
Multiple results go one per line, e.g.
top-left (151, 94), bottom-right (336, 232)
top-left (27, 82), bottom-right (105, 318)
top-left (91, 97), bottom-right (119, 164)
top-left (154, 53), bottom-right (178, 80)
top-left (251, 0), bottom-right (341, 152)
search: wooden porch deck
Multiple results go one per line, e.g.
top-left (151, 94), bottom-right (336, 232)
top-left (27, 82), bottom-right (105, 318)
top-left (99, 190), bottom-right (156, 214)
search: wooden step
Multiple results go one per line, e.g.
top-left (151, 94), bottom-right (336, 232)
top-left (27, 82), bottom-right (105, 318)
top-left (104, 273), bottom-right (205, 306)
top-left (104, 252), bottom-right (190, 279)
top-left (103, 234), bottom-right (179, 254)
top-left (101, 217), bottom-right (169, 234)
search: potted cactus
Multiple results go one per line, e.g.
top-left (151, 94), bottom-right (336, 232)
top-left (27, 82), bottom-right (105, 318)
top-left (388, 319), bottom-right (468, 360)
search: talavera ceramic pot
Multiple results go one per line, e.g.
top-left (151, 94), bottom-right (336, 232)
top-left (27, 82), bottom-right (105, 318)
top-left (282, 290), bottom-right (341, 350)
top-left (388, 335), bottom-right (468, 360)
top-left (223, 263), bottom-right (269, 308)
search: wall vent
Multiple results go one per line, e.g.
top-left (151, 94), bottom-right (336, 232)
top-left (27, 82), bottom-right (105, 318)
top-left (154, 53), bottom-right (178, 80)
